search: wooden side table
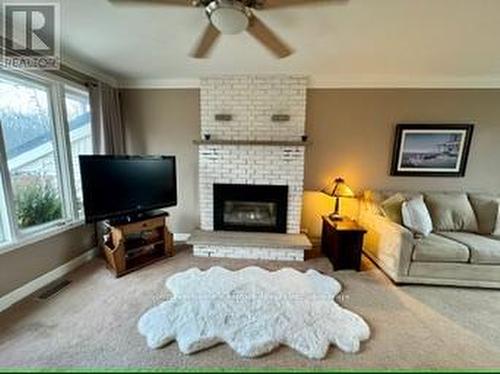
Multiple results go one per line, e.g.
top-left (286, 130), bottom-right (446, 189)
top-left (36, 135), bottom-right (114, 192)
top-left (321, 216), bottom-right (366, 271)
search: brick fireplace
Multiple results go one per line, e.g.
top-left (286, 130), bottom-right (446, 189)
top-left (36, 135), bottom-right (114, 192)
top-left (199, 145), bottom-right (305, 233)
top-left (192, 75), bottom-right (310, 261)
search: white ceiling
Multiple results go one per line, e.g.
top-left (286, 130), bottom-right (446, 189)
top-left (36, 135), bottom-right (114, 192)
top-left (59, 0), bottom-right (500, 87)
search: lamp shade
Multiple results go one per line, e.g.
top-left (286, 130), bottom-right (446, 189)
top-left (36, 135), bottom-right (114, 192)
top-left (321, 177), bottom-right (355, 198)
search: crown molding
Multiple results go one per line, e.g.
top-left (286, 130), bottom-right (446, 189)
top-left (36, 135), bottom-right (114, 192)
top-left (118, 74), bottom-right (500, 90)
top-left (120, 78), bottom-right (201, 89)
top-left (308, 74), bottom-right (500, 89)
top-left (61, 55), bottom-right (119, 87)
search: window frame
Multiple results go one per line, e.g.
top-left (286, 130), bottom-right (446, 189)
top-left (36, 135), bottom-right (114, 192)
top-left (63, 84), bottom-right (93, 219)
top-left (0, 69), bottom-right (92, 254)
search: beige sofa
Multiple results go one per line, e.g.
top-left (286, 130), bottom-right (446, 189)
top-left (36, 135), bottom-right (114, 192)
top-left (359, 191), bottom-right (500, 289)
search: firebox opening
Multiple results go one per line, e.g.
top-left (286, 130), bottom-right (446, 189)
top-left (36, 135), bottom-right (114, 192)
top-left (214, 184), bottom-right (288, 233)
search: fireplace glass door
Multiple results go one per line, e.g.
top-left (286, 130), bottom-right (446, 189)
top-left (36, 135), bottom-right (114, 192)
top-left (214, 184), bottom-right (288, 233)
top-left (223, 201), bottom-right (278, 228)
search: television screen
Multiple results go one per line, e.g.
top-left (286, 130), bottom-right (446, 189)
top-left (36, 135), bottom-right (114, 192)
top-left (79, 155), bottom-right (177, 223)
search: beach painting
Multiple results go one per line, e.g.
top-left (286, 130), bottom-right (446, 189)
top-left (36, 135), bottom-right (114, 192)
top-left (391, 124), bottom-right (474, 177)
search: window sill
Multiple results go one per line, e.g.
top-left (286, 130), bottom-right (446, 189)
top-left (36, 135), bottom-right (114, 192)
top-left (0, 220), bottom-right (88, 256)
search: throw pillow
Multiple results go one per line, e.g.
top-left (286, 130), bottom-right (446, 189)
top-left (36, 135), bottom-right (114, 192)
top-left (401, 196), bottom-right (433, 237)
top-left (424, 192), bottom-right (478, 232)
top-left (380, 193), bottom-right (406, 225)
top-left (469, 194), bottom-right (500, 235)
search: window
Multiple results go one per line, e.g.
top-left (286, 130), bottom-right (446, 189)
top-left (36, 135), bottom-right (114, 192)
top-left (0, 75), bottom-right (64, 230)
top-left (0, 71), bottom-right (93, 248)
top-left (0, 175), bottom-right (8, 244)
top-left (65, 86), bottom-right (92, 218)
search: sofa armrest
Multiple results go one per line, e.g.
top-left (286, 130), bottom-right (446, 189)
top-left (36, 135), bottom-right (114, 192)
top-left (359, 212), bottom-right (416, 280)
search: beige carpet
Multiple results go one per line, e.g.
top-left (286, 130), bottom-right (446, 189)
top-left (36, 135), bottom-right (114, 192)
top-left (1, 245), bottom-right (500, 369)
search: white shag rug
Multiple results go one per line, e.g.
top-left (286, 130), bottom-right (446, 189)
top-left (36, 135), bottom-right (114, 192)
top-left (138, 266), bottom-right (370, 359)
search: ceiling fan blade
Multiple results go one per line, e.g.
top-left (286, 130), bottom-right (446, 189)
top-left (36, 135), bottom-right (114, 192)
top-left (246, 15), bottom-right (293, 58)
top-left (109, 0), bottom-right (195, 6)
top-left (262, 0), bottom-right (340, 9)
top-left (191, 23), bottom-right (221, 58)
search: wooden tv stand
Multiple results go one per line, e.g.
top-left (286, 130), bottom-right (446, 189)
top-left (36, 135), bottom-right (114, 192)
top-left (101, 210), bottom-right (174, 277)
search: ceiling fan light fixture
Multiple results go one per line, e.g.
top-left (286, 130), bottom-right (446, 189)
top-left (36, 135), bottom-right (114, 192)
top-left (207, 0), bottom-right (250, 35)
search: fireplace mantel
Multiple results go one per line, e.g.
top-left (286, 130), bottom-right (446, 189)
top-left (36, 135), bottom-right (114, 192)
top-left (193, 139), bottom-right (310, 147)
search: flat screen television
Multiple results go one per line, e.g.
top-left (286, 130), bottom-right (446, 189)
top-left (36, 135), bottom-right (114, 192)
top-left (79, 155), bottom-right (177, 223)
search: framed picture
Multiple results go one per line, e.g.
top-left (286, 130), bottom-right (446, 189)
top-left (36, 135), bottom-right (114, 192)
top-left (390, 124), bottom-right (474, 177)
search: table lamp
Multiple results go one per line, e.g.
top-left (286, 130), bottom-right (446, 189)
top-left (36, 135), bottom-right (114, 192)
top-left (321, 177), bottom-right (355, 221)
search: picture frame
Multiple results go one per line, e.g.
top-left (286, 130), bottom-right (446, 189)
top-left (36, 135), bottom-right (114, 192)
top-left (390, 124), bottom-right (474, 177)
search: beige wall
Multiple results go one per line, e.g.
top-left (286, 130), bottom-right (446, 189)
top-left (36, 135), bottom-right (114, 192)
top-left (0, 225), bottom-right (96, 297)
top-left (121, 89), bottom-right (200, 233)
top-left (306, 89), bottom-right (500, 193)
top-left (120, 88), bottom-right (500, 235)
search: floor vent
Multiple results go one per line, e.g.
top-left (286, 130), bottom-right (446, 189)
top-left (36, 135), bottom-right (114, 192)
top-left (37, 279), bottom-right (72, 300)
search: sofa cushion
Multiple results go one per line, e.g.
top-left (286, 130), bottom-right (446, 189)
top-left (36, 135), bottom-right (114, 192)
top-left (380, 193), bottom-right (406, 225)
top-left (469, 194), bottom-right (500, 235)
top-left (412, 233), bottom-right (470, 263)
top-left (424, 192), bottom-right (478, 232)
top-left (437, 232), bottom-right (500, 264)
top-left (402, 196), bottom-right (433, 237)
top-left (363, 190), bottom-right (424, 218)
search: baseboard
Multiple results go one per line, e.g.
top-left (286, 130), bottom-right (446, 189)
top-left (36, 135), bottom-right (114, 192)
top-left (0, 247), bottom-right (98, 313)
top-left (174, 233), bottom-right (191, 242)
top-left (0, 235), bottom-right (189, 313)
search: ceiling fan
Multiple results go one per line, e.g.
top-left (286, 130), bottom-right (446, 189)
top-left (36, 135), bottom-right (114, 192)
top-left (110, 0), bottom-right (334, 59)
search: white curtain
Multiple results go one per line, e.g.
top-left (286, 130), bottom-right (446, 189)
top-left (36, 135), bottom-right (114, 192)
top-left (89, 82), bottom-right (125, 155)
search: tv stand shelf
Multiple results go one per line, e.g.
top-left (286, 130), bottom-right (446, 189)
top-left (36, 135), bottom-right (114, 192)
top-left (102, 212), bottom-right (174, 277)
